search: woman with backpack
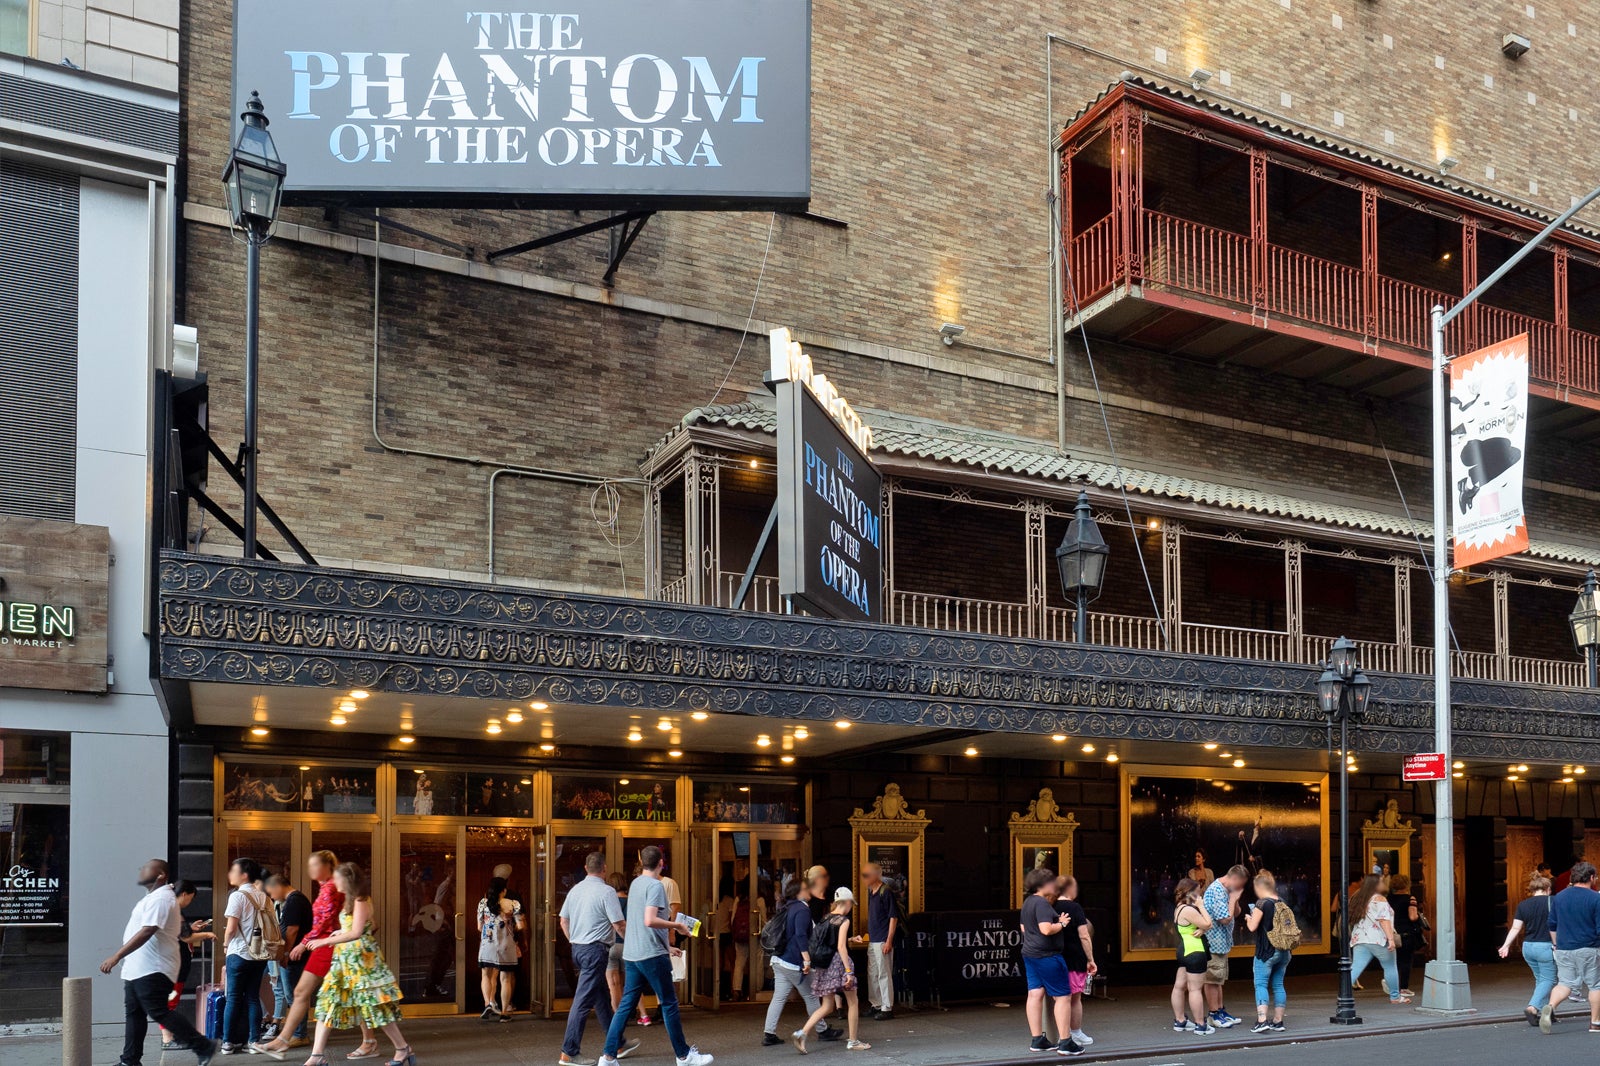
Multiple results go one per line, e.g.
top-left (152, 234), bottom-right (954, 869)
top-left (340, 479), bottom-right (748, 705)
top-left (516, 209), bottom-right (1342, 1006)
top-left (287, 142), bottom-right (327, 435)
top-left (477, 874), bottom-right (525, 1019)
top-left (1387, 874), bottom-right (1422, 997)
top-left (220, 857), bottom-right (277, 1053)
top-left (761, 876), bottom-right (835, 1047)
top-left (793, 887), bottom-right (871, 1052)
top-left (1244, 870), bottom-right (1293, 1033)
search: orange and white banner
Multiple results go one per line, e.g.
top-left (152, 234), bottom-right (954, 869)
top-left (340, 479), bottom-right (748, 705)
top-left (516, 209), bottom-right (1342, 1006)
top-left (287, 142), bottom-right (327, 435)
top-left (1450, 333), bottom-right (1529, 568)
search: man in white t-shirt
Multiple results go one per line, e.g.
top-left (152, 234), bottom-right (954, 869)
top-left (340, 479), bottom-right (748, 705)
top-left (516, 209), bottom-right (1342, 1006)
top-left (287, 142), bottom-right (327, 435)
top-left (100, 859), bottom-right (217, 1065)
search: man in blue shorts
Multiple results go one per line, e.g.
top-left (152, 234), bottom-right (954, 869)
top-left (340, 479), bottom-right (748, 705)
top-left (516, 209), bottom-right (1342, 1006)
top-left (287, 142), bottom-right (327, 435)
top-left (1020, 868), bottom-right (1082, 1057)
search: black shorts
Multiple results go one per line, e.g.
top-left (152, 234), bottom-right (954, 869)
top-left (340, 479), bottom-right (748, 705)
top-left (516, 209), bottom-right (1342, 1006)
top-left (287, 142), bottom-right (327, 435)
top-left (480, 962), bottom-right (518, 973)
top-left (1179, 951), bottom-right (1208, 975)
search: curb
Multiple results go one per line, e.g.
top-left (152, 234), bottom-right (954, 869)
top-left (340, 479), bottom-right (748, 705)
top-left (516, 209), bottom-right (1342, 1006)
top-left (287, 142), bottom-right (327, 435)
top-left (941, 1007), bottom-right (1527, 1065)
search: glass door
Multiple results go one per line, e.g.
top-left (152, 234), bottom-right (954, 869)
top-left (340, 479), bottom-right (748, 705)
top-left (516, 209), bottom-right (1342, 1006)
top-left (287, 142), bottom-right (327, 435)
top-left (544, 829), bottom-right (609, 1018)
top-left (463, 825), bottom-right (536, 1014)
top-left (393, 830), bottom-right (461, 1014)
top-left (753, 835), bottom-right (805, 998)
top-left (689, 829), bottom-right (720, 1009)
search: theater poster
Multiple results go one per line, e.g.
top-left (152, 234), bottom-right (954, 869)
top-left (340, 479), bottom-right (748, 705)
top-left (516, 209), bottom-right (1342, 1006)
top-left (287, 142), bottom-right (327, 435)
top-left (1121, 766), bottom-right (1329, 960)
top-left (1451, 334), bottom-right (1530, 568)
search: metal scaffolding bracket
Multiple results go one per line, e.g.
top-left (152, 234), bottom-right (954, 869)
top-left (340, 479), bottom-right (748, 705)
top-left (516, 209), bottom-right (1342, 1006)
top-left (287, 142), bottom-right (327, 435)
top-left (486, 210), bottom-right (655, 283)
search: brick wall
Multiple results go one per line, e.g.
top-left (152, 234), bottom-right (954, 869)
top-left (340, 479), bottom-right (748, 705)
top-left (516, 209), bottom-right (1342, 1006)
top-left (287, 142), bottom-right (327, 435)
top-left (177, 0), bottom-right (1600, 622)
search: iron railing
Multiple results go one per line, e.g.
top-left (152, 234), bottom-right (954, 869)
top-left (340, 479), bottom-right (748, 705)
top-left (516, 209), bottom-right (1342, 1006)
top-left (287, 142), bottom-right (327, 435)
top-left (1066, 206), bottom-right (1599, 400)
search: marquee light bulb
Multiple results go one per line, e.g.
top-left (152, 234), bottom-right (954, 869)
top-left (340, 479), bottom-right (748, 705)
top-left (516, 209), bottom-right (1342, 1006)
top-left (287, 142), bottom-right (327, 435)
top-left (657, 718), bottom-right (673, 732)
top-left (486, 719), bottom-right (502, 735)
top-left (530, 701), bottom-right (549, 710)
top-left (250, 726), bottom-right (270, 737)
top-left (1232, 758), bottom-right (1246, 768)
top-left (349, 690), bottom-right (369, 700)
top-left (794, 727), bottom-right (809, 739)
top-left (691, 711), bottom-right (710, 721)
top-left (329, 714), bottom-right (347, 726)
top-left (540, 743), bottom-right (555, 752)
top-left (505, 710), bottom-right (524, 724)
top-left (669, 749), bottom-right (684, 758)
top-left (397, 734), bottom-right (415, 745)
top-left (1081, 743), bottom-right (1096, 754)
top-left (1203, 742), bottom-right (1218, 750)
top-left (835, 721), bottom-right (852, 730)
top-left (756, 735), bottom-right (772, 748)
top-left (780, 754), bottom-right (795, 764)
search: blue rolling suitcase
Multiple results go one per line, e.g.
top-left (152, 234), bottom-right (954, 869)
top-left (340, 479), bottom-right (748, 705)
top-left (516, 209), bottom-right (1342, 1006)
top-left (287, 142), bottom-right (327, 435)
top-left (193, 940), bottom-right (225, 1040)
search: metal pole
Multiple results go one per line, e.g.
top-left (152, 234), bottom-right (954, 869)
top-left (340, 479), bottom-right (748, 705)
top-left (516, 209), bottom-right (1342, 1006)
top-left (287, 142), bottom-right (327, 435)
top-left (242, 235), bottom-right (261, 559)
top-left (1331, 706), bottom-right (1361, 1024)
top-left (1046, 33), bottom-right (1067, 453)
top-left (1419, 305), bottom-right (1469, 1012)
top-left (1075, 585), bottom-right (1087, 644)
top-left (1588, 644), bottom-right (1598, 690)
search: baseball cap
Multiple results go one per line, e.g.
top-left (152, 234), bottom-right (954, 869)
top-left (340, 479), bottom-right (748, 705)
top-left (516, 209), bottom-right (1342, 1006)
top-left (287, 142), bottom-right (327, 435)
top-left (493, 864), bottom-right (513, 879)
top-left (833, 887), bottom-right (855, 904)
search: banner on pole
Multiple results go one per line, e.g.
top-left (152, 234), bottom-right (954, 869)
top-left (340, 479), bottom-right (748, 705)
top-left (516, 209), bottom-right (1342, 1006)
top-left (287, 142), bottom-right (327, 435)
top-left (1450, 333), bottom-right (1530, 568)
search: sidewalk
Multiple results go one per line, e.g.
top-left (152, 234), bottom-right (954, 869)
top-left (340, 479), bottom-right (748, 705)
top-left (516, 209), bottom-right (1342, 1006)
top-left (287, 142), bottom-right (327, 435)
top-left (3, 964), bottom-right (1546, 1066)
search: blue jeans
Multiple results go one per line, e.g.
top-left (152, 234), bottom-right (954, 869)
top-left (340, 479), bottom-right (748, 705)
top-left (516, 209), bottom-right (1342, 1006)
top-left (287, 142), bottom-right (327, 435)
top-left (1349, 942), bottom-right (1402, 1000)
top-left (1524, 941), bottom-right (1557, 1009)
top-left (604, 955), bottom-right (689, 1061)
top-left (1252, 949), bottom-right (1290, 1009)
top-left (223, 954), bottom-right (269, 1045)
top-left (270, 958), bottom-right (307, 1038)
top-left (562, 941), bottom-right (616, 1056)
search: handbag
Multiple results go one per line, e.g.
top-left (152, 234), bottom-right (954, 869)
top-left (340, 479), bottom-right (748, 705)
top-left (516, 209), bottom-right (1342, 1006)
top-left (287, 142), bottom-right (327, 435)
top-left (670, 950), bottom-right (687, 983)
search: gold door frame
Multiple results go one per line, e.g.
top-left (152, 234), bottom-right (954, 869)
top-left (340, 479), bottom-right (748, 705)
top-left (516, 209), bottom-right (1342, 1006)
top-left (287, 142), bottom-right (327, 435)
top-left (849, 784), bottom-right (929, 921)
top-left (1119, 764), bottom-right (1330, 962)
top-left (1009, 788), bottom-right (1080, 908)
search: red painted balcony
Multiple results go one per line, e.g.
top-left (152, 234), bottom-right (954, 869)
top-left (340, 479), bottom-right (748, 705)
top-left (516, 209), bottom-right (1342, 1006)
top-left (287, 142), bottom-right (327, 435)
top-left (1061, 80), bottom-right (1600, 410)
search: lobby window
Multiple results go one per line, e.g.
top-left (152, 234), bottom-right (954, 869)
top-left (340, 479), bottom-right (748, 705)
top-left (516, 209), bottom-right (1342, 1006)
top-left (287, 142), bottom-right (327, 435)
top-left (0, 0), bottom-right (27, 58)
top-left (0, 731), bottom-right (70, 1023)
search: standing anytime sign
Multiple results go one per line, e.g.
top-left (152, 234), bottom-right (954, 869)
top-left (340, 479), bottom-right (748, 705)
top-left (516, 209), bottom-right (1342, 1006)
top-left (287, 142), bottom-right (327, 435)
top-left (0, 515), bottom-right (110, 694)
top-left (770, 328), bottom-right (882, 623)
top-left (1402, 753), bottom-right (1449, 782)
top-left (232, 0), bottom-right (811, 208)
top-left (1450, 334), bottom-right (1530, 567)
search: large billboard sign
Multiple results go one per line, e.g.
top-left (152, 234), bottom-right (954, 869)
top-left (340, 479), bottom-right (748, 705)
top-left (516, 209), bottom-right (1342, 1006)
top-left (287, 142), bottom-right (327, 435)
top-left (770, 329), bottom-right (882, 624)
top-left (1451, 333), bottom-right (1529, 568)
top-left (232, 0), bottom-right (811, 208)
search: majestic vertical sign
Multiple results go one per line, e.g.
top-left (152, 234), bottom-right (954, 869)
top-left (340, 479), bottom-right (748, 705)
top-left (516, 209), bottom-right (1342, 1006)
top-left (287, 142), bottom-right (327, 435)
top-left (1451, 334), bottom-right (1530, 568)
top-left (0, 515), bottom-right (110, 693)
top-left (770, 328), bottom-right (882, 623)
top-left (232, 0), bottom-right (811, 208)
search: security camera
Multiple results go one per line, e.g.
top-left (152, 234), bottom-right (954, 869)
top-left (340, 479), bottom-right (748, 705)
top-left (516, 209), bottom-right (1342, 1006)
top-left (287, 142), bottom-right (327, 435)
top-left (939, 323), bottom-right (965, 346)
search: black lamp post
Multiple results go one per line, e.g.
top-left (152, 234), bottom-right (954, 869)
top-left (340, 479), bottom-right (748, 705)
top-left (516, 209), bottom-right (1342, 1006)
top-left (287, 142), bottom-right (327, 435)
top-left (1055, 490), bottom-right (1109, 643)
top-left (1316, 635), bottom-right (1371, 1027)
top-left (221, 90), bottom-right (286, 560)
top-left (1570, 570), bottom-right (1600, 689)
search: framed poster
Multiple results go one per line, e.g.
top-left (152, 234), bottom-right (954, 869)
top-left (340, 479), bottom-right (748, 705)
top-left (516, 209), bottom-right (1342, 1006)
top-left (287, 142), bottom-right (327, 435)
top-left (1120, 765), bottom-right (1328, 961)
top-left (1008, 788), bottom-right (1079, 907)
top-left (848, 785), bottom-right (929, 917)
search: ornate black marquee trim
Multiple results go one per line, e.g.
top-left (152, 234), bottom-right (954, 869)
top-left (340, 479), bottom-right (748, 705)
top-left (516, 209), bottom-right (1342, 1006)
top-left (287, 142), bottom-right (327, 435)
top-left (157, 553), bottom-right (1600, 760)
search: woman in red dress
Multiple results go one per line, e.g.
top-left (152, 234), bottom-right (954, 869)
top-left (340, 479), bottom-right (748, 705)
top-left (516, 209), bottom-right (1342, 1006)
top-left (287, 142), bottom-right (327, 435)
top-left (254, 851), bottom-right (376, 1059)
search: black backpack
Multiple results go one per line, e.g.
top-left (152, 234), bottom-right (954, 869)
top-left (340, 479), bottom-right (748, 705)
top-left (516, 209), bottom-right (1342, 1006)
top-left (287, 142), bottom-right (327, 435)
top-left (809, 914), bottom-right (843, 968)
top-left (760, 902), bottom-right (793, 955)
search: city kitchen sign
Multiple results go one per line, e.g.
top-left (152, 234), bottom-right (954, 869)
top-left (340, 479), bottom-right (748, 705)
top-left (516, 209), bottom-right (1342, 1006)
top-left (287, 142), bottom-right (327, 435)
top-left (232, 0), bottom-right (811, 208)
top-left (0, 515), bottom-right (110, 694)
top-left (770, 328), bottom-right (882, 623)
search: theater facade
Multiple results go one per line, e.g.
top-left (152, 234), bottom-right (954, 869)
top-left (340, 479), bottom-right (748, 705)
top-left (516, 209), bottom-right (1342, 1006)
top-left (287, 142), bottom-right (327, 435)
top-left (155, 0), bottom-right (1600, 1017)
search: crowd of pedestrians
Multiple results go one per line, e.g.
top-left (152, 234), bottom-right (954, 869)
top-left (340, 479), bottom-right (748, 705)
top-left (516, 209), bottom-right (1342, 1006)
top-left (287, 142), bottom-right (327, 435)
top-left (132, 846), bottom-right (1600, 1066)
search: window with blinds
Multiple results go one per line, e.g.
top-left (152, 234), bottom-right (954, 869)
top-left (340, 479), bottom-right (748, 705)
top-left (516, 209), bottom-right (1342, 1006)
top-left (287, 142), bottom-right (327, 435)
top-left (0, 161), bottom-right (78, 520)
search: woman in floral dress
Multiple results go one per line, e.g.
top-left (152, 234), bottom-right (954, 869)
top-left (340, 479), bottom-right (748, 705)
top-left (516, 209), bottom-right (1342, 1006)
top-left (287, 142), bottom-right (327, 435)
top-left (302, 863), bottom-right (416, 1066)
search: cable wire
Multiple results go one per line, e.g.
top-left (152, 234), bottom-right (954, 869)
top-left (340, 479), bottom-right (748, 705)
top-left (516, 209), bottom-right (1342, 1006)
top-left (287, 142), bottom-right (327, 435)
top-left (708, 212), bottom-right (778, 408)
top-left (1057, 253), bottom-right (1168, 641)
top-left (1367, 406), bottom-right (1464, 657)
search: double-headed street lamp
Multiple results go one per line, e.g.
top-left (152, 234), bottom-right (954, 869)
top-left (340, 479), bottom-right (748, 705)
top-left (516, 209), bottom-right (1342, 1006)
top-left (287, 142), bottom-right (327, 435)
top-left (1570, 570), bottom-right (1600, 689)
top-left (1056, 490), bottom-right (1109, 643)
top-left (1316, 635), bottom-right (1371, 1027)
top-left (221, 90), bottom-right (286, 559)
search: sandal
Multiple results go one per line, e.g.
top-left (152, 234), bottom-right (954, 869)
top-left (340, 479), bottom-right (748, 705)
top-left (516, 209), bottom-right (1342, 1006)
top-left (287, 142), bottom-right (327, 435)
top-left (846, 1039), bottom-right (872, 1051)
top-left (348, 1041), bottom-right (381, 1060)
top-left (302, 1057), bottom-right (329, 1066)
top-left (253, 1042), bottom-right (289, 1061)
top-left (385, 1046), bottom-right (416, 1066)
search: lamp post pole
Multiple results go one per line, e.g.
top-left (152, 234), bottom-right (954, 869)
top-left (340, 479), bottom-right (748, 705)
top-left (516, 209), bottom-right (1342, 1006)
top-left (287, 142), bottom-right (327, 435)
top-left (1332, 696), bottom-right (1360, 1025)
top-left (243, 236), bottom-right (261, 559)
top-left (1422, 179), bottom-right (1600, 1013)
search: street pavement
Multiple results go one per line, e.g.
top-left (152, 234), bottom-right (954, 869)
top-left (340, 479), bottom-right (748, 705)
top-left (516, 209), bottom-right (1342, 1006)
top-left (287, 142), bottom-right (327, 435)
top-left (0, 965), bottom-right (1564, 1065)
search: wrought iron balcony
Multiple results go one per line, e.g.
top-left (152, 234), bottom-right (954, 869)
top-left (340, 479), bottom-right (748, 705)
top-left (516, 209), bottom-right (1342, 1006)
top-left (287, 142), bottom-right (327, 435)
top-left (1062, 80), bottom-right (1600, 409)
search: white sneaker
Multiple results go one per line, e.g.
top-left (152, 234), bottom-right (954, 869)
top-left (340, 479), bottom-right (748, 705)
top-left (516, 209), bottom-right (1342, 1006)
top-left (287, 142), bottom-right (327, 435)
top-left (597, 1059), bottom-right (618, 1066)
top-left (1070, 1030), bottom-right (1093, 1046)
top-left (676, 1049), bottom-right (714, 1066)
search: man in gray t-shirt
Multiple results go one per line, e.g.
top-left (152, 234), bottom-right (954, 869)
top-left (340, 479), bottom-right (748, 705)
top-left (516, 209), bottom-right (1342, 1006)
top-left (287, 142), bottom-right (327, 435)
top-left (599, 847), bottom-right (711, 1066)
top-left (558, 852), bottom-right (631, 1065)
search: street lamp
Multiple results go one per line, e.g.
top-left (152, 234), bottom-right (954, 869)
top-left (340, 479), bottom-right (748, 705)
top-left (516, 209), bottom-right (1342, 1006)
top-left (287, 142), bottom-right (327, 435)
top-left (1316, 638), bottom-right (1371, 1027)
top-left (221, 90), bottom-right (286, 560)
top-left (1570, 570), bottom-right (1600, 688)
top-left (1056, 490), bottom-right (1109, 643)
